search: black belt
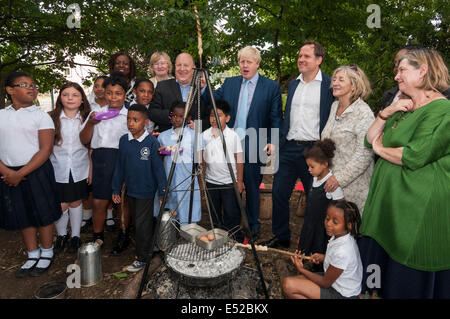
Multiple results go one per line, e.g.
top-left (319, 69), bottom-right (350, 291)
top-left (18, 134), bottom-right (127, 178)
top-left (288, 140), bottom-right (316, 146)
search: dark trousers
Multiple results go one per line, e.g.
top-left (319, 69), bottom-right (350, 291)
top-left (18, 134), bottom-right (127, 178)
top-left (128, 197), bottom-right (154, 262)
top-left (243, 162), bottom-right (264, 232)
top-left (272, 141), bottom-right (313, 241)
top-left (206, 182), bottom-right (243, 242)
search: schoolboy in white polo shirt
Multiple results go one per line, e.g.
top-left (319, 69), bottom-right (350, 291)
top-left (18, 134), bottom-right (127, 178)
top-left (201, 100), bottom-right (244, 242)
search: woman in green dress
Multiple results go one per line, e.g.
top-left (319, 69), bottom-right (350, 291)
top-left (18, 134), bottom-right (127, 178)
top-left (360, 48), bottom-right (449, 298)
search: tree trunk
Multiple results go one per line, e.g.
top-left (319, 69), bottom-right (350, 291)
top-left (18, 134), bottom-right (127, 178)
top-left (273, 6), bottom-right (283, 83)
top-left (0, 74), bottom-right (7, 109)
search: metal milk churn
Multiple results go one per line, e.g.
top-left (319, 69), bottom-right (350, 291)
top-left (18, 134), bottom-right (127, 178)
top-left (156, 208), bottom-right (177, 251)
top-left (78, 241), bottom-right (102, 287)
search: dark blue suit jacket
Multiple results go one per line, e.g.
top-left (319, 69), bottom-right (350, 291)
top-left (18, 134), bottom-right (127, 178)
top-left (203, 74), bottom-right (282, 164)
top-left (279, 72), bottom-right (334, 149)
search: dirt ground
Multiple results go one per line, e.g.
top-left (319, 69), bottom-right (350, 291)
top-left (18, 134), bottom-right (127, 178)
top-left (0, 174), bottom-right (306, 299)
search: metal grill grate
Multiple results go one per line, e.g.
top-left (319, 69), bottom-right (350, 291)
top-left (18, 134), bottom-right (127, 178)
top-left (166, 239), bottom-right (235, 262)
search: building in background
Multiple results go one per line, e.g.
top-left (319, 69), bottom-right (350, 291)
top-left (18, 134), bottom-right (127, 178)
top-left (38, 55), bottom-right (97, 112)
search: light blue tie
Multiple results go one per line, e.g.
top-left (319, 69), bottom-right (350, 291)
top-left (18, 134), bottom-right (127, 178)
top-left (236, 79), bottom-right (249, 139)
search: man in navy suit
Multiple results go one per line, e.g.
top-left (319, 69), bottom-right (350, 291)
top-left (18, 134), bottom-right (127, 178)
top-left (261, 41), bottom-right (334, 248)
top-left (203, 46), bottom-right (282, 239)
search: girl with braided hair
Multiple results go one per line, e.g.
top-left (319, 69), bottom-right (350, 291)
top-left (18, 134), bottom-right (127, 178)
top-left (283, 200), bottom-right (363, 299)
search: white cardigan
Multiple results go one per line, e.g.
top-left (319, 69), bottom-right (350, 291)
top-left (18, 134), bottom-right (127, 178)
top-left (321, 98), bottom-right (375, 213)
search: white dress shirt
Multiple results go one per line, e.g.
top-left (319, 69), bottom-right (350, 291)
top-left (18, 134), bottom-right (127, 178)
top-left (0, 105), bottom-right (54, 167)
top-left (82, 106), bottom-right (128, 149)
top-left (50, 111), bottom-right (90, 183)
top-left (202, 126), bottom-right (243, 185)
top-left (287, 70), bottom-right (323, 141)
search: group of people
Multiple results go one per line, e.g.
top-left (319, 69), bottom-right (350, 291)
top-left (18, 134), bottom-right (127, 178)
top-left (0, 40), bottom-right (448, 299)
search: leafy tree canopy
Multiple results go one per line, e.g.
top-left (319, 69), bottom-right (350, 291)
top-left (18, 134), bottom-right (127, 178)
top-left (1, 0), bottom-right (448, 111)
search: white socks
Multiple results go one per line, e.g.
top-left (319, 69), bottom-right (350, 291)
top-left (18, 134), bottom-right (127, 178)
top-left (69, 204), bottom-right (83, 238)
top-left (21, 249), bottom-right (40, 269)
top-left (22, 247), bottom-right (53, 269)
top-left (55, 209), bottom-right (69, 236)
top-left (106, 208), bottom-right (115, 226)
top-left (82, 208), bottom-right (92, 227)
top-left (36, 246), bottom-right (53, 268)
top-left (55, 205), bottom-right (83, 237)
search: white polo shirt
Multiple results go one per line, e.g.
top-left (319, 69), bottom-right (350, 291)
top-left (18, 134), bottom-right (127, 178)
top-left (50, 111), bottom-right (89, 183)
top-left (89, 100), bottom-right (105, 112)
top-left (287, 70), bottom-right (323, 141)
top-left (202, 126), bottom-right (243, 185)
top-left (324, 233), bottom-right (363, 297)
top-left (0, 105), bottom-right (55, 167)
top-left (82, 106), bottom-right (128, 149)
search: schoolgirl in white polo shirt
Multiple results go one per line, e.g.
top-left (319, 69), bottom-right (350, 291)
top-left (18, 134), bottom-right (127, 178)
top-left (283, 200), bottom-right (363, 299)
top-left (85, 76), bottom-right (117, 232)
top-left (49, 82), bottom-right (91, 254)
top-left (83, 75), bottom-right (109, 230)
top-left (0, 72), bottom-right (61, 278)
top-left (80, 72), bottom-right (129, 243)
top-left (88, 75), bottom-right (109, 111)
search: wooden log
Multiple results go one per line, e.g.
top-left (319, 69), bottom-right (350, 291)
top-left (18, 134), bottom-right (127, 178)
top-left (295, 191), bottom-right (306, 217)
top-left (121, 253), bottom-right (162, 299)
top-left (259, 188), bottom-right (272, 220)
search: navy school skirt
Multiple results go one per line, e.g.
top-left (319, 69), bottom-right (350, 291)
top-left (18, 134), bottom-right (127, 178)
top-left (91, 148), bottom-right (118, 200)
top-left (0, 160), bottom-right (62, 231)
top-left (56, 171), bottom-right (89, 203)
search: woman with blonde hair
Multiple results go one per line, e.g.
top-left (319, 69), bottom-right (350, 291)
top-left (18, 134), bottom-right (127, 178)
top-left (320, 65), bottom-right (375, 214)
top-left (360, 48), bottom-right (450, 298)
top-left (148, 51), bottom-right (173, 87)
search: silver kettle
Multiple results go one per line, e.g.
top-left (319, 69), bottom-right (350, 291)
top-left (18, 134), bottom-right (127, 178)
top-left (78, 241), bottom-right (102, 287)
top-left (156, 208), bottom-right (178, 251)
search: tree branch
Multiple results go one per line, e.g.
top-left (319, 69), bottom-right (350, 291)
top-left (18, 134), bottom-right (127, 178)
top-left (0, 51), bottom-right (31, 71)
top-left (251, 2), bottom-right (277, 18)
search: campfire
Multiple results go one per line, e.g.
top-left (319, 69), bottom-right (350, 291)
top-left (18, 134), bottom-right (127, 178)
top-left (166, 241), bottom-right (244, 287)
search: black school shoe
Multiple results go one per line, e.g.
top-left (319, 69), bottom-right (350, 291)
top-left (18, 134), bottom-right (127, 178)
top-left (15, 258), bottom-right (39, 278)
top-left (29, 256), bottom-right (54, 277)
top-left (89, 232), bottom-right (104, 244)
top-left (110, 230), bottom-right (130, 256)
top-left (259, 236), bottom-right (290, 249)
top-left (54, 235), bottom-right (69, 254)
top-left (80, 218), bottom-right (92, 233)
top-left (104, 218), bottom-right (117, 232)
top-left (67, 236), bottom-right (82, 253)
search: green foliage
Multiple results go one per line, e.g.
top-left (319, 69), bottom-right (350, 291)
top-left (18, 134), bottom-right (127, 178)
top-left (1, 0), bottom-right (448, 111)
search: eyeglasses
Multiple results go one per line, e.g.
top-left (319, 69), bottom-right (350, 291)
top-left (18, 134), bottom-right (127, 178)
top-left (153, 61), bottom-right (168, 66)
top-left (11, 83), bottom-right (39, 90)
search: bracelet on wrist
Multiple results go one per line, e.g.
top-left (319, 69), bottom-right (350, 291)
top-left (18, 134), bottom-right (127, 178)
top-left (378, 112), bottom-right (388, 121)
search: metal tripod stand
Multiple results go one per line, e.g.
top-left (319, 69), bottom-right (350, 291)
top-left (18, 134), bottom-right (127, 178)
top-left (136, 67), bottom-right (269, 299)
